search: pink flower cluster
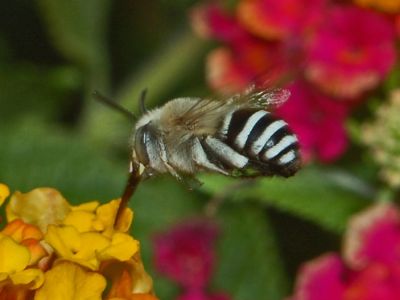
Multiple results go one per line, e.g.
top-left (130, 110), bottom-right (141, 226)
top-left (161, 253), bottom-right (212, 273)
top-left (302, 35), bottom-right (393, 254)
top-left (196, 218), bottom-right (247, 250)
top-left (289, 202), bottom-right (400, 300)
top-left (192, 0), bottom-right (397, 162)
top-left (153, 219), bottom-right (230, 300)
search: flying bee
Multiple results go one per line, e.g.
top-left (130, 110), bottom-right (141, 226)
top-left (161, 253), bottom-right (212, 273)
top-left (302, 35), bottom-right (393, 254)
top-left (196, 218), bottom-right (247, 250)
top-left (130, 86), bottom-right (301, 181)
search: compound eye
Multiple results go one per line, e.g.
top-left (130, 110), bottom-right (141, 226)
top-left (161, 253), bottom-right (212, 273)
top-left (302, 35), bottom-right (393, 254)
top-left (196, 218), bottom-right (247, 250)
top-left (134, 125), bottom-right (150, 166)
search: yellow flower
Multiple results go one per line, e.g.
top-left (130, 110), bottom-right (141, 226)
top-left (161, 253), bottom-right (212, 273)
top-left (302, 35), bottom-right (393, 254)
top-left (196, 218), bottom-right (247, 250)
top-left (63, 199), bottom-right (133, 236)
top-left (102, 255), bottom-right (157, 300)
top-left (7, 188), bottom-right (71, 232)
top-left (94, 199), bottom-right (134, 235)
top-left (2, 219), bottom-right (47, 265)
top-left (35, 261), bottom-right (106, 300)
top-left (0, 183), bottom-right (10, 206)
top-left (354, 0), bottom-right (400, 13)
top-left (45, 224), bottom-right (139, 270)
top-left (0, 233), bottom-right (44, 289)
top-left (2, 184), bottom-right (155, 299)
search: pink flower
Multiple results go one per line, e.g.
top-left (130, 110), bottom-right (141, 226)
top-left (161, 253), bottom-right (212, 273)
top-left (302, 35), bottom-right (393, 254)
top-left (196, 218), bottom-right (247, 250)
top-left (276, 81), bottom-right (350, 162)
top-left (237, 0), bottom-right (327, 40)
top-left (289, 254), bottom-right (346, 300)
top-left (290, 202), bottom-right (400, 300)
top-left (192, 2), bottom-right (397, 163)
top-left (153, 219), bottom-right (219, 289)
top-left (193, 4), bottom-right (288, 94)
top-left (305, 6), bottom-right (396, 98)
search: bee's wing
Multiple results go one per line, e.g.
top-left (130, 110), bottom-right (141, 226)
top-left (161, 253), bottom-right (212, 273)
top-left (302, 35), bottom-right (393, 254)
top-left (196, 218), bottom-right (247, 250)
top-left (177, 86), bottom-right (290, 133)
top-left (234, 85), bottom-right (291, 109)
top-left (182, 98), bottom-right (229, 122)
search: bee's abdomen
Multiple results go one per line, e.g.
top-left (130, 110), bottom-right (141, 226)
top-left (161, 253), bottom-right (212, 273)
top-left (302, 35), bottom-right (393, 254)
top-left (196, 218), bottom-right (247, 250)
top-left (217, 108), bottom-right (300, 177)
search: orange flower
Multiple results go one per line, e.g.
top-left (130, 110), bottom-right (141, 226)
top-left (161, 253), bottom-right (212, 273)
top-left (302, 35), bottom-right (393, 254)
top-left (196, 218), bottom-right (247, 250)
top-left (103, 255), bottom-right (157, 300)
top-left (2, 219), bottom-right (47, 265)
top-left (354, 0), bottom-right (400, 13)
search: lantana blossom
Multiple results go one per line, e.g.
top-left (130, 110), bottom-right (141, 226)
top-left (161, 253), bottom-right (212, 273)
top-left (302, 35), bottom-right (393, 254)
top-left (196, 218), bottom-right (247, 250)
top-left (354, 0), bottom-right (400, 13)
top-left (289, 202), bottom-right (400, 299)
top-left (154, 218), bottom-right (231, 300)
top-left (0, 183), bottom-right (158, 300)
top-left (304, 6), bottom-right (396, 98)
top-left (276, 81), bottom-right (350, 162)
top-left (192, 0), bottom-right (397, 163)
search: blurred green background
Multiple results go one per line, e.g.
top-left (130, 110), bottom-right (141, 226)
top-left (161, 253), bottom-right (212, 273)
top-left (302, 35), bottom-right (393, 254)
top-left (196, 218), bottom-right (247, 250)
top-left (0, 1), bottom-right (373, 299)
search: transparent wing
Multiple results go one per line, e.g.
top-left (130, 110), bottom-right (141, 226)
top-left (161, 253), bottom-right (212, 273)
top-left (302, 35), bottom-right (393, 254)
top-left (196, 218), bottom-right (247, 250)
top-left (179, 98), bottom-right (230, 129)
top-left (237, 85), bottom-right (291, 109)
top-left (176, 85), bottom-right (290, 130)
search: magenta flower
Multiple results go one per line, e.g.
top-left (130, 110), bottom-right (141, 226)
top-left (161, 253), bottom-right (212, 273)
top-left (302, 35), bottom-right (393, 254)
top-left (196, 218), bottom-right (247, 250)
top-left (153, 219), bottom-right (219, 289)
top-left (288, 254), bottom-right (346, 300)
top-left (192, 4), bottom-right (288, 94)
top-left (237, 0), bottom-right (327, 40)
top-left (276, 81), bottom-right (350, 162)
top-left (289, 202), bottom-right (400, 300)
top-left (305, 6), bottom-right (396, 99)
top-left (191, 1), bottom-right (397, 163)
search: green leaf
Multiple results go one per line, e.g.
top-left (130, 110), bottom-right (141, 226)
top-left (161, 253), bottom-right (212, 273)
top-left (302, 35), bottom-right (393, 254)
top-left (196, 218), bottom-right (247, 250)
top-left (199, 166), bottom-right (372, 233)
top-left (0, 120), bottom-right (125, 202)
top-left (37, 0), bottom-right (111, 91)
top-left (0, 63), bottom-right (81, 121)
top-left (215, 205), bottom-right (289, 300)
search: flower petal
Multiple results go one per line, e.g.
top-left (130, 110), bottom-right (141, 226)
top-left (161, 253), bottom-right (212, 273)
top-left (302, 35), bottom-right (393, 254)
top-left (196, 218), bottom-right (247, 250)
top-left (71, 201), bottom-right (100, 212)
top-left (35, 262), bottom-right (106, 300)
top-left (0, 234), bottom-right (30, 274)
top-left (237, 0), bottom-right (326, 40)
top-left (305, 6), bottom-right (396, 98)
top-left (2, 219), bottom-right (43, 242)
top-left (354, 0), bottom-right (400, 13)
top-left (291, 254), bottom-right (346, 300)
top-left (7, 188), bottom-right (71, 232)
top-left (45, 225), bottom-right (110, 270)
top-left (9, 268), bottom-right (44, 289)
top-left (0, 183), bottom-right (10, 206)
top-left (94, 199), bottom-right (133, 235)
top-left (103, 257), bottom-right (155, 299)
top-left (20, 239), bottom-right (48, 265)
top-left (63, 210), bottom-right (96, 233)
top-left (344, 202), bottom-right (400, 269)
top-left (99, 232), bottom-right (139, 262)
top-left (45, 225), bottom-right (81, 259)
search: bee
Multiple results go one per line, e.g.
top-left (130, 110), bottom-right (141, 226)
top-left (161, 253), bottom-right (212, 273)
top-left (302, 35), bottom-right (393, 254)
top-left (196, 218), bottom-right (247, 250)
top-left (131, 86), bottom-right (301, 181)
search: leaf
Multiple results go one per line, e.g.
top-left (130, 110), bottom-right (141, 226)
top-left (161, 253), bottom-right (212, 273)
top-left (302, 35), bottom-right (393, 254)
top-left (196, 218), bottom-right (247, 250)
top-left (36, 0), bottom-right (111, 90)
top-left (214, 205), bottom-right (289, 300)
top-left (0, 120), bottom-right (125, 202)
top-left (0, 63), bottom-right (81, 121)
top-left (199, 167), bottom-right (372, 233)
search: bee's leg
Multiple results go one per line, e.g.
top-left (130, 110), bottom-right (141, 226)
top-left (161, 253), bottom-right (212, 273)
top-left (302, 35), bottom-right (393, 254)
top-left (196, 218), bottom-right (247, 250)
top-left (191, 138), bottom-right (229, 175)
top-left (155, 138), bottom-right (185, 182)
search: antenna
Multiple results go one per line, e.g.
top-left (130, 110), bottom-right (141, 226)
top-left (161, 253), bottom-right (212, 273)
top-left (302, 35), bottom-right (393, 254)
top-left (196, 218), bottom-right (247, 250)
top-left (93, 90), bottom-right (136, 120)
top-left (139, 88), bottom-right (148, 114)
